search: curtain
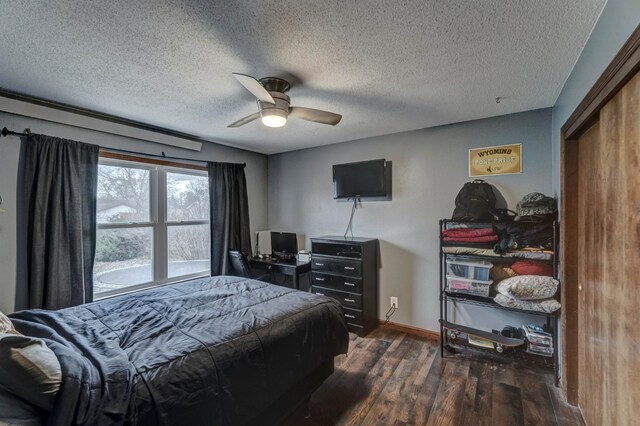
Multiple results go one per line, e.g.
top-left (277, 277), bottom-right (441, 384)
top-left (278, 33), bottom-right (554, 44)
top-left (24, 134), bottom-right (99, 310)
top-left (208, 162), bottom-right (251, 275)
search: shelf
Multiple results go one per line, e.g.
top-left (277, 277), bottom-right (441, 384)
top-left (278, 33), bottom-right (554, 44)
top-left (441, 252), bottom-right (555, 264)
top-left (441, 219), bottom-right (557, 226)
top-left (443, 340), bottom-right (555, 369)
top-left (441, 219), bottom-right (508, 225)
top-left (443, 291), bottom-right (560, 317)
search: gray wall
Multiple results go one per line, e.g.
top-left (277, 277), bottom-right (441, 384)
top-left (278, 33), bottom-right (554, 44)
top-left (552, 0), bottom-right (640, 195)
top-left (0, 111), bottom-right (268, 314)
top-left (268, 108), bottom-right (553, 332)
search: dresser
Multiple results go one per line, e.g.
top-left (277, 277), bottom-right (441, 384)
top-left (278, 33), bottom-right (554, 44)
top-left (310, 236), bottom-right (379, 336)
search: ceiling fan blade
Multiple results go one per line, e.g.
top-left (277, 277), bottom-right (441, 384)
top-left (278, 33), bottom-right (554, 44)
top-left (232, 73), bottom-right (275, 104)
top-left (289, 106), bottom-right (342, 125)
top-left (227, 112), bottom-right (261, 128)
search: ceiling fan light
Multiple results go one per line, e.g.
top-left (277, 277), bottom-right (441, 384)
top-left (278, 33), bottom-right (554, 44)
top-left (261, 115), bottom-right (287, 127)
top-left (260, 108), bottom-right (288, 128)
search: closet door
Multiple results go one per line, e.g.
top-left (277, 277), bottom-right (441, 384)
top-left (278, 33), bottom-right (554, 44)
top-left (576, 70), bottom-right (639, 426)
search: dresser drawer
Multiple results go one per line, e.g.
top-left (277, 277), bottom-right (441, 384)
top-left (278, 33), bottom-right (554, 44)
top-left (311, 286), bottom-right (362, 309)
top-left (311, 257), bottom-right (362, 277)
top-left (311, 242), bottom-right (362, 259)
top-left (311, 273), bottom-right (362, 293)
top-left (342, 307), bottom-right (363, 325)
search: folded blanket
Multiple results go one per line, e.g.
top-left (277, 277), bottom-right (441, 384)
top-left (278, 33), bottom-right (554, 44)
top-left (443, 247), bottom-right (502, 257)
top-left (506, 251), bottom-right (553, 260)
top-left (442, 235), bottom-right (498, 243)
top-left (442, 228), bottom-right (495, 238)
top-left (511, 260), bottom-right (554, 276)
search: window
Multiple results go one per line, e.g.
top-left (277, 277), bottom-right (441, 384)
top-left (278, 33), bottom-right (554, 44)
top-left (94, 158), bottom-right (210, 297)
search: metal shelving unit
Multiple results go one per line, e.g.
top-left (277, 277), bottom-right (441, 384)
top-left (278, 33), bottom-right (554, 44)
top-left (439, 219), bottom-right (560, 384)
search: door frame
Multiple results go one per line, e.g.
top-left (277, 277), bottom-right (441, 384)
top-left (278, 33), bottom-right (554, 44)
top-left (560, 24), bottom-right (640, 404)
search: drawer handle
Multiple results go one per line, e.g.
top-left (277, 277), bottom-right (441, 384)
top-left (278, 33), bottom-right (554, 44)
top-left (345, 314), bottom-right (356, 319)
top-left (344, 266), bottom-right (355, 271)
top-left (315, 263), bottom-right (325, 266)
top-left (344, 282), bottom-right (355, 286)
top-left (315, 277), bottom-right (325, 281)
top-left (315, 292), bottom-right (325, 296)
top-left (345, 298), bottom-right (356, 303)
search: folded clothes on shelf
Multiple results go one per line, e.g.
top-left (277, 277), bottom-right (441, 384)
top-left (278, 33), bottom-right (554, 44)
top-left (493, 223), bottom-right (555, 254)
top-left (442, 228), bottom-right (495, 238)
top-left (442, 227), bottom-right (498, 244)
top-left (511, 260), bottom-right (554, 276)
top-left (442, 246), bottom-right (553, 260)
top-left (442, 235), bottom-right (498, 243)
top-left (490, 264), bottom-right (518, 281)
top-left (504, 250), bottom-right (553, 260)
top-left (443, 247), bottom-right (502, 257)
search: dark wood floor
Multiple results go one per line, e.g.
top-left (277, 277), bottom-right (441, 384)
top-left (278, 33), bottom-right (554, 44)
top-left (288, 327), bottom-right (583, 426)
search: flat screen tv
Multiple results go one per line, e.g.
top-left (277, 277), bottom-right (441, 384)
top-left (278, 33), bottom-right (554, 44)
top-left (333, 159), bottom-right (390, 199)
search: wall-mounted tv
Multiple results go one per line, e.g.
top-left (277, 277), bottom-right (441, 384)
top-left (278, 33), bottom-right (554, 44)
top-left (333, 159), bottom-right (392, 199)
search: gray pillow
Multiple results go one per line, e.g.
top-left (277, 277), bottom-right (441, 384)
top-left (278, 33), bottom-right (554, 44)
top-left (494, 294), bottom-right (561, 313)
top-left (0, 385), bottom-right (44, 425)
top-left (0, 334), bottom-right (62, 411)
top-left (496, 275), bottom-right (559, 300)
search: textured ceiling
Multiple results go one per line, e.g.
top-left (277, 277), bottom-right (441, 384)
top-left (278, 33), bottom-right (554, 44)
top-left (0, 1), bottom-right (605, 154)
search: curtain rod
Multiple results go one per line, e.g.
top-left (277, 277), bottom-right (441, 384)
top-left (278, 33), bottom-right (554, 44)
top-left (0, 126), bottom-right (246, 168)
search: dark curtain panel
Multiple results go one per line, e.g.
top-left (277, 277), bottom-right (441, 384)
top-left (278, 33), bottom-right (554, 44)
top-left (208, 162), bottom-right (251, 275)
top-left (24, 134), bottom-right (99, 310)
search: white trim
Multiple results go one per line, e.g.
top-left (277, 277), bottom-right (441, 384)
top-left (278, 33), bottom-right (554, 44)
top-left (0, 96), bottom-right (203, 151)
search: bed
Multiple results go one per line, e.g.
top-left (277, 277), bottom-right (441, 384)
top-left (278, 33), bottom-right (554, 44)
top-left (6, 276), bottom-right (350, 425)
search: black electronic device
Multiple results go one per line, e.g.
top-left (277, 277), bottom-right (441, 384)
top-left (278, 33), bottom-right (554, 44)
top-left (333, 159), bottom-right (391, 199)
top-left (271, 232), bottom-right (298, 256)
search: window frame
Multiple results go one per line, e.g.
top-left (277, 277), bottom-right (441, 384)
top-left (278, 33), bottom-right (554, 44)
top-left (95, 156), bottom-right (210, 299)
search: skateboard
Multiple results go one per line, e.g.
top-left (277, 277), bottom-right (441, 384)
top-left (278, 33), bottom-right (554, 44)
top-left (440, 320), bottom-right (525, 353)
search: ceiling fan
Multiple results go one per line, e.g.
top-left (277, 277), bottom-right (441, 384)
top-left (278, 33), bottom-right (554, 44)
top-left (228, 73), bottom-right (342, 128)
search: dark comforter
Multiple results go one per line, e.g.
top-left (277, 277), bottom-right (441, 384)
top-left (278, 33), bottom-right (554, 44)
top-left (10, 276), bottom-right (349, 425)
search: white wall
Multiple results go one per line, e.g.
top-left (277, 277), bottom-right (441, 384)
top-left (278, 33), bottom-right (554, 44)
top-left (0, 111), bottom-right (268, 314)
top-left (552, 0), bottom-right (640, 195)
top-left (268, 108), bottom-right (553, 332)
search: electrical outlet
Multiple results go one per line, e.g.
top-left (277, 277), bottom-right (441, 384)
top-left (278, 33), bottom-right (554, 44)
top-left (390, 297), bottom-right (398, 309)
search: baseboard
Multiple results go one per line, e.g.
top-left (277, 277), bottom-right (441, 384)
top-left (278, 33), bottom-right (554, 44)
top-left (378, 320), bottom-right (440, 341)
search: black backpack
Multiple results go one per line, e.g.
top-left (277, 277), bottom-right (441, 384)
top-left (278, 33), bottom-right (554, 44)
top-left (452, 179), bottom-right (497, 222)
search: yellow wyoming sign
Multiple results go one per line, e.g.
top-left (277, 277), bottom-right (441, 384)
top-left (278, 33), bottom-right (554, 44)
top-left (469, 143), bottom-right (522, 177)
